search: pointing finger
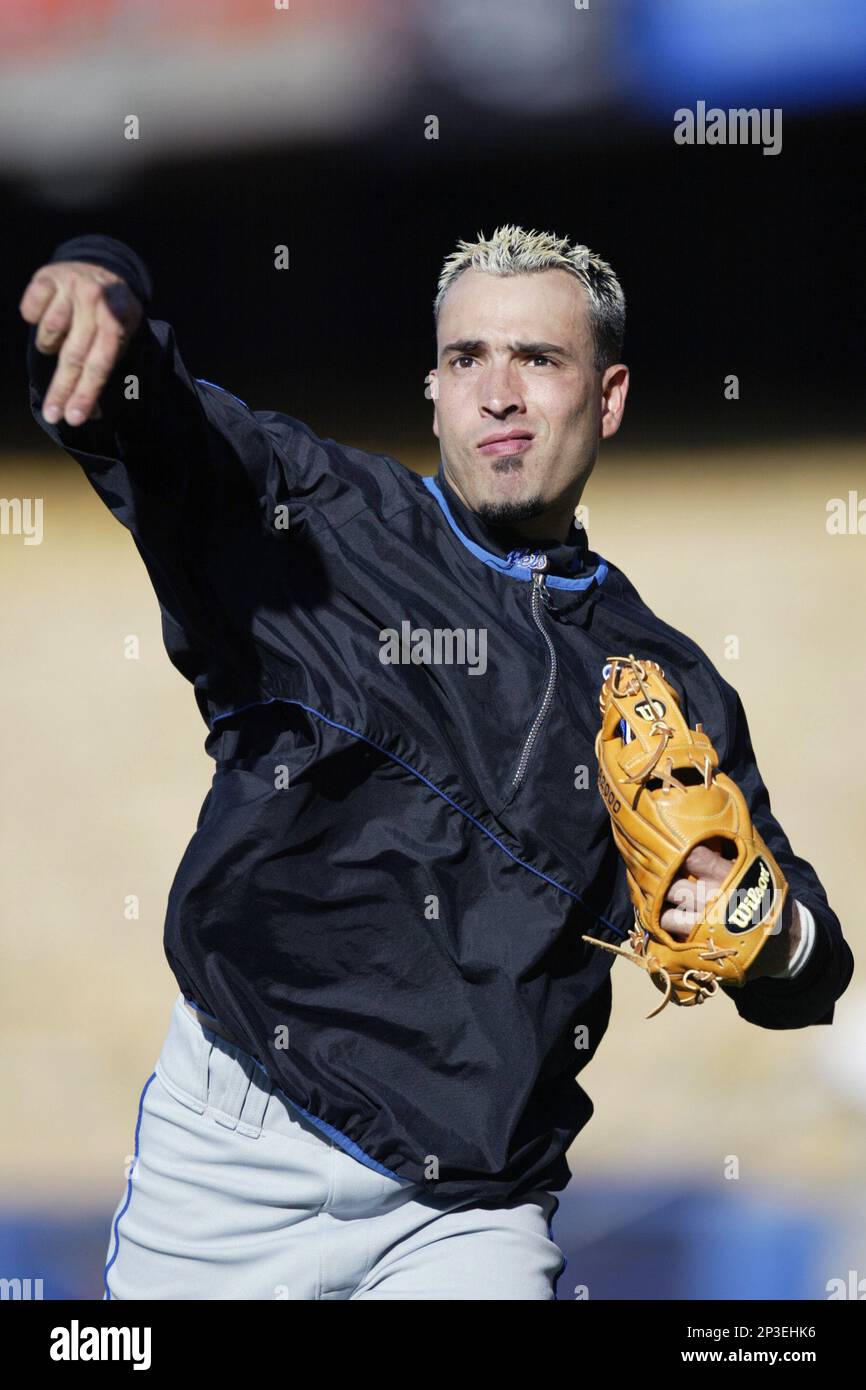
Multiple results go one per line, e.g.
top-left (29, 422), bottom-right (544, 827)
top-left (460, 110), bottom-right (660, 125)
top-left (62, 298), bottom-right (129, 424)
top-left (33, 286), bottom-right (74, 356)
top-left (41, 281), bottom-right (100, 424)
top-left (19, 271), bottom-right (58, 325)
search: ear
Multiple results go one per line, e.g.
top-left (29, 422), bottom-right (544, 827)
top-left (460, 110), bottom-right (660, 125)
top-left (426, 368), bottom-right (440, 438)
top-left (599, 363), bottom-right (629, 441)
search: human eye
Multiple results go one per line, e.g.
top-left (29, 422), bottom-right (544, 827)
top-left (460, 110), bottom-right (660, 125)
top-left (528, 354), bottom-right (557, 367)
top-left (450, 355), bottom-right (476, 369)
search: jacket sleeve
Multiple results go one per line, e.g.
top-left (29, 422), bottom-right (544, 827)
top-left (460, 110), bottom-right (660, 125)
top-left (717, 683), bottom-right (854, 1029)
top-left (26, 234), bottom-right (303, 697)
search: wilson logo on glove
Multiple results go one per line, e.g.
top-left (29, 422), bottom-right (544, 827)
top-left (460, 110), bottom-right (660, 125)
top-left (583, 655), bottom-right (789, 1018)
top-left (726, 857), bottom-right (773, 932)
top-left (634, 699), bottom-right (665, 722)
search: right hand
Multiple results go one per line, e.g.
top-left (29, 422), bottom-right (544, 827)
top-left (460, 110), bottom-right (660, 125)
top-left (19, 260), bottom-right (143, 427)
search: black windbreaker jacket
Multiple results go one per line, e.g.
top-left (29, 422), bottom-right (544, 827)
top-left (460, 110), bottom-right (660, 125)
top-left (26, 235), bottom-right (854, 1203)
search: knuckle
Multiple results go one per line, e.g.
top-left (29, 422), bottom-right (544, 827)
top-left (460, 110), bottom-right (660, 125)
top-left (28, 270), bottom-right (55, 294)
top-left (20, 283), bottom-right (43, 310)
top-left (47, 375), bottom-right (73, 400)
top-left (82, 360), bottom-right (111, 385)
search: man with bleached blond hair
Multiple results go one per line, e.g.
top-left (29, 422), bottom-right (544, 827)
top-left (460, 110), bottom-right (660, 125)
top-left (21, 224), bottom-right (851, 1301)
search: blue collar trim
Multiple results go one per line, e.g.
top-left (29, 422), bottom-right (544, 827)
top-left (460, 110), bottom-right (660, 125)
top-left (423, 474), bottom-right (607, 590)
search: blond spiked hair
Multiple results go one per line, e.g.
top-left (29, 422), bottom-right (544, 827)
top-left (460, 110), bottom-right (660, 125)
top-left (434, 224), bottom-right (625, 372)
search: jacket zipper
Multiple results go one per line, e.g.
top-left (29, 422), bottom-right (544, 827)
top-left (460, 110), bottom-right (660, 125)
top-left (512, 556), bottom-right (558, 789)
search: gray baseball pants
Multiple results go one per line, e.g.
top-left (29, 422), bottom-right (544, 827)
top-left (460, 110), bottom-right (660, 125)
top-left (102, 994), bottom-right (566, 1300)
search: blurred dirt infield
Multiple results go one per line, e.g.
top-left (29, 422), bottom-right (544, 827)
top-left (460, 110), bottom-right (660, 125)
top-left (1, 439), bottom-right (863, 1208)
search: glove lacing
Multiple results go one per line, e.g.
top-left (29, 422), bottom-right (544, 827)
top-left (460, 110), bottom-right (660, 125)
top-left (583, 918), bottom-right (740, 1018)
top-left (606, 656), bottom-right (713, 792)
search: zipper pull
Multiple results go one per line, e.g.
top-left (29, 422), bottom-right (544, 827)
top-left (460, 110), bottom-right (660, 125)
top-left (529, 554), bottom-right (556, 609)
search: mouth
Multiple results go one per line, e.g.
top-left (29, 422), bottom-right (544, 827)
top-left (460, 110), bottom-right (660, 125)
top-left (477, 430), bottom-right (535, 457)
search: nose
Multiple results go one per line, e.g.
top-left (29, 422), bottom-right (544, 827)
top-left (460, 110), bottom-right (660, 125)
top-left (479, 360), bottom-right (526, 419)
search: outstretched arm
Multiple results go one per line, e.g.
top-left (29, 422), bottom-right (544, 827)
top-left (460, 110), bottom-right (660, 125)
top-left (20, 235), bottom-right (299, 694)
top-left (21, 234), bottom-right (285, 520)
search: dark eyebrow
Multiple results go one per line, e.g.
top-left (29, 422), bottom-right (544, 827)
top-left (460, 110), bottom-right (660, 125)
top-left (440, 338), bottom-right (572, 359)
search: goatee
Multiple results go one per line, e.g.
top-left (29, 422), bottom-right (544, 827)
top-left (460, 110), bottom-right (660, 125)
top-left (475, 495), bottom-right (548, 528)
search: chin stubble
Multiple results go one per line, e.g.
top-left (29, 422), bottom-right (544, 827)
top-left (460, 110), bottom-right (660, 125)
top-left (475, 495), bottom-right (548, 527)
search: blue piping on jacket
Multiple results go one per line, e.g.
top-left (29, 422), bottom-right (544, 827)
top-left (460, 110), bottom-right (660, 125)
top-left (211, 696), bottom-right (623, 939)
top-left (422, 474), bottom-right (608, 590)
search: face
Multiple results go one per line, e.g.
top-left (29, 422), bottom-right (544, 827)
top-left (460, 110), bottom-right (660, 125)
top-left (429, 267), bottom-right (628, 536)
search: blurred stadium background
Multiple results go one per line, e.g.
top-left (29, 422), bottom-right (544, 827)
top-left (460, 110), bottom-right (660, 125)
top-left (1, 0), bottom-right (865, 1300)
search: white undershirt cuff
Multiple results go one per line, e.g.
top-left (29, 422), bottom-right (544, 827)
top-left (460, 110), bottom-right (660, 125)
top-left (764, 899), bottom-right (817, 980)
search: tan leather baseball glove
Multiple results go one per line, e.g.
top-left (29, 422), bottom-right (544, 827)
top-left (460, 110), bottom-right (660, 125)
top-left (584, 655), bottom-right (789, 1017)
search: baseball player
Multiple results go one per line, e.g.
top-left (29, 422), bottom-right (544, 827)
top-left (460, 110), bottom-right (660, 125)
top-left (20, 225), bottom-right (853, 1301)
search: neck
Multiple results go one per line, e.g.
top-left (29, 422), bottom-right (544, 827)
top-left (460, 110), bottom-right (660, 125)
top-left (441, 465), bottom-right (580, 544)
top-left (432, 464), bottom-right (592, 578)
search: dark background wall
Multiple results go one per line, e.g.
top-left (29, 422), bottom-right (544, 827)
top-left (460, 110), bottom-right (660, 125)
top-left (4, 108), bottom-right (864, 454)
